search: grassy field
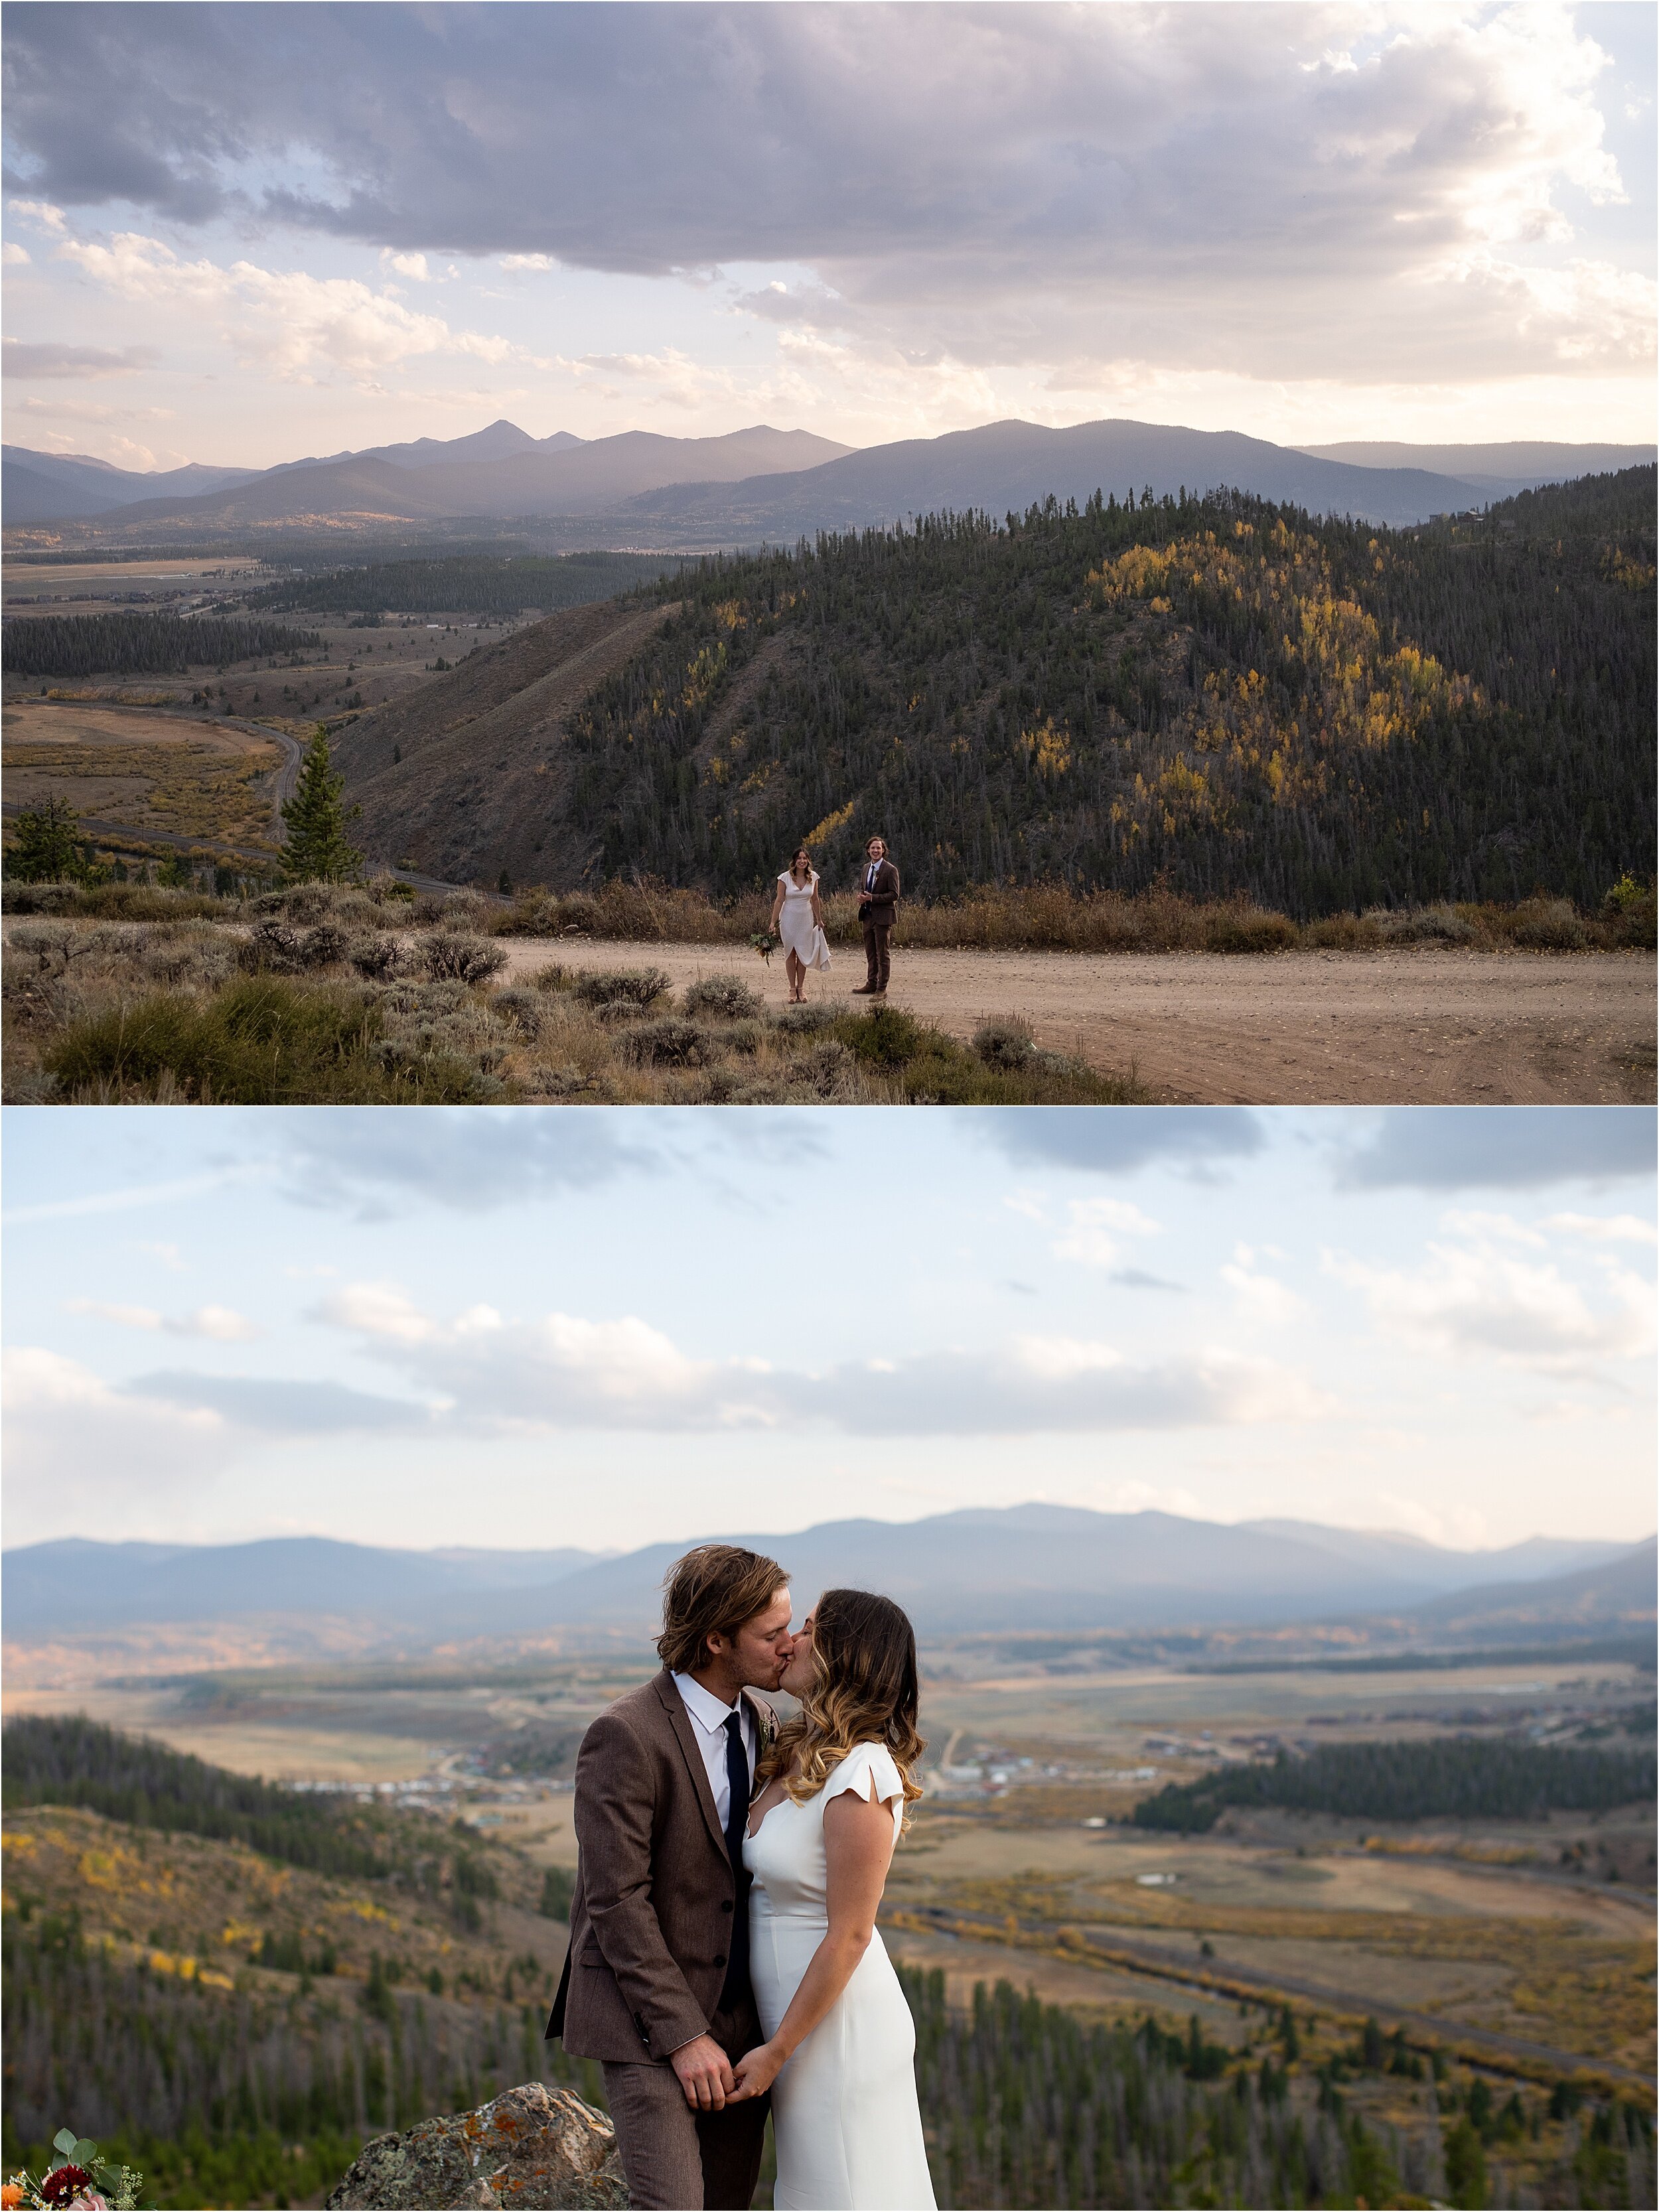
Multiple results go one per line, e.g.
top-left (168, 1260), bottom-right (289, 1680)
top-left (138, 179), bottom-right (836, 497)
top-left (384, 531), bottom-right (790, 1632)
top-left (3, 703), bottom-right (283, 853)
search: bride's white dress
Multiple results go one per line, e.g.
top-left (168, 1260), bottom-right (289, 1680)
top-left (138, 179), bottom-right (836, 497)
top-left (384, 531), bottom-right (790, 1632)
top-left (776, 871), bottom-right (831, 970)
top-left (745, 1743), bottom-right (936, 2211)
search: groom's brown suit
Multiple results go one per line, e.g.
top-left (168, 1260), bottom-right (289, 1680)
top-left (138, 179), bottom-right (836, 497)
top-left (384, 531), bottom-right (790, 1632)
top-left (547, 1669), bottom-right (777, 2210)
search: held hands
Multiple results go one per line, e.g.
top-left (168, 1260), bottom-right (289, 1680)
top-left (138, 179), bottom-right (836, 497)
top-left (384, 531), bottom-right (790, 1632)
top-left (728, 2039), bottom-right (786, 2103)
top-left (670, 2032), bottom-right (738, 2111)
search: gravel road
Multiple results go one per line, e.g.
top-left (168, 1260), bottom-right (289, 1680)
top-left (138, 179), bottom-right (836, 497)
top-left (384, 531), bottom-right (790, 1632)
top-left (496, 938), bottom-right (1656, 1105)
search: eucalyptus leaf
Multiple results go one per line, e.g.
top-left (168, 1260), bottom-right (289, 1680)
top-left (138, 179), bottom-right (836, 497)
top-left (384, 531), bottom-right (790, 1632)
top-left (54, 2129), bottom-right (78, 2154)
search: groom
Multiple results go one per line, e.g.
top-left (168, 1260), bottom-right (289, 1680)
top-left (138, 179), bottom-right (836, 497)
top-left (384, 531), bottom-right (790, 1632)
top-left (854, 834), bottom-right (901, 996)
top-left (546, 1545), bottom-right (794, 2210)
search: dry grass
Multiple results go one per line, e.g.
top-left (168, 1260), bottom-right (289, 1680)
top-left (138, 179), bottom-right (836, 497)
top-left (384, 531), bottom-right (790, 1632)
top-left (488, 877), bottom-right (1658, 954)
top-left (3, 705), bottom-right (283, 850)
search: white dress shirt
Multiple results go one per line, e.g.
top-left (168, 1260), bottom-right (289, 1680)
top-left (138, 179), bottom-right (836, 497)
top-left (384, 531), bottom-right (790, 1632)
top-left (672, 1671), bottom-right (757, 1829)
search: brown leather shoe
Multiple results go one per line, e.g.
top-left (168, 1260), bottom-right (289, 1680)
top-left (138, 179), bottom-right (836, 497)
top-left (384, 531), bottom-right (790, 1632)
top-left (852, 983), bottom-right (878, 995)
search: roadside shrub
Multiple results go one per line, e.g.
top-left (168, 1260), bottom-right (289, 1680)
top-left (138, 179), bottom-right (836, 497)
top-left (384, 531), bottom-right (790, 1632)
top-left (420, 932), bottom-right (508, 984)
top-left (1303, 912), bottom-right (1385, 949)
top-left (374, 979), bottom-right (510, 1085)
top-left (243, 918), bottom-right (350, 973)
top-left (346, 933), bottom-right (408, 981)
top-left (573, 965), bottom-right (672, 1010)
top-left (1364, 902), bottom-right (1477, 945)
top-left (1, 881), bottom-right (86, 917)
top-left (772, 1000), bottom-right (837, 1035)
top-left (1203, 907), bottom-right (1298, 954)
top-left (837, 1003), bottom-right (929, 1068)
top-left (973, 1015), bottom-right (1035, 1071)
top-left (621, 1016), bottom-right (719, 1067)
top-left (366, 871), bottom-right (415, 905)
top-left (2, 880), bottom-right (234, 921)
top-left (528, 962), bottom-right (575, 993)
top-left (683, 973), bottom-right (764, 1020)
top-left (135, 930), bottom-right (238, 989)
top-left (1506, 896), bottom-right (1589, 951)
top-left (491, 986), bottom-right (549, 1039)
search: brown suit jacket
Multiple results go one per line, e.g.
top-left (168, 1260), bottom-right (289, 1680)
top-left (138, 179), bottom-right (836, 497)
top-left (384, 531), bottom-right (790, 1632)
top-left (547, 1670), bottom-right (778, 2064)
top-left (857, 857), bottom-right (901, 928)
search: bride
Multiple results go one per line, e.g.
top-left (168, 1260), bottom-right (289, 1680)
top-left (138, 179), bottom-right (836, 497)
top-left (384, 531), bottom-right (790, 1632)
top-left (768, 845), bottom-right (831, 1004)
top-left (730, 1588), bottom-right (936, 2211)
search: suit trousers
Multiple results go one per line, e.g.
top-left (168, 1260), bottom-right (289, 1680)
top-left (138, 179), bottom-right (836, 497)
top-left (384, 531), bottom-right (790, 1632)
top-left (861, 921), bottom-right (893, 990)
top-left (602, 2000), bottom-right (768, 2211)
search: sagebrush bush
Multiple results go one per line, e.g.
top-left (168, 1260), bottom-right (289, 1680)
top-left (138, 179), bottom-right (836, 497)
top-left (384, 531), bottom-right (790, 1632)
top-left (491, 986), bottom-right (549, 1038)
top-left (621, 1016), bottom-right (719, 1067)
top-left (420, 932), bottom-right (508, 984)
top-left (347, 933), bottom-right (408, 981)
top-left (573, 965), bottom-right (672, 1009)
top-left (1365, 903), bottom-right (1476, 945)
top-left (973, 1016), bottom-right (1035, 1070)
top-left (1506, 897), bottom-right (1589, 951)
top-left (683, 974), bottom-right (764, 1021)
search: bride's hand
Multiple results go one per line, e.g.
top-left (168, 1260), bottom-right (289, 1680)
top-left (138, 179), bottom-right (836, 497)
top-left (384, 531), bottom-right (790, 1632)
top-left (728, 2039), bottom-right (784, 2101)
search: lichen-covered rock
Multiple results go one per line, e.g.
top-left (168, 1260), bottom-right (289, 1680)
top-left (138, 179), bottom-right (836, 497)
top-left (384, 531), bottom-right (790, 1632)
top-left (325, 2081), bottom-right (630, 2209)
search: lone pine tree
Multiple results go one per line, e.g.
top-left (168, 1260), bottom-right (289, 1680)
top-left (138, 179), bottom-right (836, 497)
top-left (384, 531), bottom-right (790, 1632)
top-left (280, 725), bottom-right (363, 883)
top-left (6, 797), bottom-right (89, 882)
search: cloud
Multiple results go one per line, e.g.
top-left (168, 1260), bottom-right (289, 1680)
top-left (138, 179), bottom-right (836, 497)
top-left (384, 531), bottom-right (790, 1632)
top-left (124, 1372), bottom-right (435, 1436)
top-left (312, 1283), bottom-right (1329, 1436)
top-left (1544, 1211), bottom-right (1657, 1245)
top-left (272, 1107), bottom-right (666, 1215)
top-left (3, 242), bottom-right (32, 265)
top-left (975, 1107), bottom-right (1265, 1175)
top-left (1, 5), bottom-right (1644, 388)
top-left (1052, 1196), bottom-right (1162, 1269)
top-left (53, 230), bottom-right (514, 385)
top-left (1334, 1108), bottom-right (1656, 1192)
top-left (65, 1299), bottom-right (259, 1340)
top-left (2, 338), bottom-right (159, 379)
top-left (1324, 1231), bottom-right (1655, 1373)
top-left (1221, 1245), bottom-right (1305, 1327)
top-left (2, 1348), bottom-right (235, 1521)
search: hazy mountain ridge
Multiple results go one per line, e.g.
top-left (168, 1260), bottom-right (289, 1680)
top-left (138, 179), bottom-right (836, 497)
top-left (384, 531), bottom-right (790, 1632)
top-left (5, 1507), bottom-right (1648, 1642)
top-left (6, 418), bottom-right (1648, 535)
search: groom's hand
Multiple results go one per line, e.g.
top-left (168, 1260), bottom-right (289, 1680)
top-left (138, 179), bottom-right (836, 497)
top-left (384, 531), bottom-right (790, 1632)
top-left (671, 2032), bottom-right (737, 2110)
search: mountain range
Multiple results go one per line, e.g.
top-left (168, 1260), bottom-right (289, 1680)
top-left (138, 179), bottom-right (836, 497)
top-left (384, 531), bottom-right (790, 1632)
top-left (4, 1509), bottom-right (1651, 1643)
top-left (5, 419), bottom-right (1650, 537)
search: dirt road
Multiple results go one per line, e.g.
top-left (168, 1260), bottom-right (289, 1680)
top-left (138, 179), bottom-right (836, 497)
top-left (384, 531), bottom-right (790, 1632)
top-left (497, 938), bottom-right (1656, 1105)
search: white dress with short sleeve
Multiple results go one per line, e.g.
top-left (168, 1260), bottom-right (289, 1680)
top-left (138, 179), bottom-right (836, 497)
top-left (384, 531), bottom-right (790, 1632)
top-left (776, 870), bottom-right (831, 970)
top-left (744, 1742), bottom-right (936, 2210)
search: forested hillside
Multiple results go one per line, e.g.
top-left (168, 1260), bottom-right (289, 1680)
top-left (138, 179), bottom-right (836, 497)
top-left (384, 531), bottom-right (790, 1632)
top-left (1, 614), bottom-right (319, 679)
top-left (1131, 1736), bottom-right (1657, 1834)
top-left (240, 551), bottom-right (684, 620)
top-left (559, 469), bottom-right (1653, 912)
top-left (3, 1715), bottom-right (506, 1901)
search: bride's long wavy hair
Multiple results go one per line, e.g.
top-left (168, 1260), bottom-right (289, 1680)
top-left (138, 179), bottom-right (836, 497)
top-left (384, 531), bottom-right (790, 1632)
top-left (758, 1588), bottom-right (926, 1827)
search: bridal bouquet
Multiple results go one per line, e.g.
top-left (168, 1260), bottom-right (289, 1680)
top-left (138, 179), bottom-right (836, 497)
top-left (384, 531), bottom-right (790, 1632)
top-left (4, 2133), bottom-right (148, 2211)
top-left (749, 929), bottom-right (782, 965)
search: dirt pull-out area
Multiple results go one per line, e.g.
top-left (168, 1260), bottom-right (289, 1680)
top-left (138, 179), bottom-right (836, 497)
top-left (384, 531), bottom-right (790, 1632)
top-left (497, 939), bottom-right (1656, 1104)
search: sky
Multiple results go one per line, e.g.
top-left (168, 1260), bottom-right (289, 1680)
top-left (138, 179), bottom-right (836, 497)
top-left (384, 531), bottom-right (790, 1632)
top-left (4, 1105), bottom-right (1654, 1558)
top-left (2, 1), bottom-right (1654, 470)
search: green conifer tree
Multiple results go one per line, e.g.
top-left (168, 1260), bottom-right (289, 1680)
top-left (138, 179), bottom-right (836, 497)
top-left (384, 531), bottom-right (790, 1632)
top-left (6, 797), bottom-right (86, 881)
top-left (279, 725), bottom-right (362, 883)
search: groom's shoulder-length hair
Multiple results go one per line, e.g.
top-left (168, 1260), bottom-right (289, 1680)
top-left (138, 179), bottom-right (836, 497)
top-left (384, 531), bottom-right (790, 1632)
top-left (657, 1544), bottom-right (789, 1676)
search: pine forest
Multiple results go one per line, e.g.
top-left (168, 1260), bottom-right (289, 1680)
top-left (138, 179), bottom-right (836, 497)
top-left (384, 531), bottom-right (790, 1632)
top-left (561, 468), bottom-right (1654, 914)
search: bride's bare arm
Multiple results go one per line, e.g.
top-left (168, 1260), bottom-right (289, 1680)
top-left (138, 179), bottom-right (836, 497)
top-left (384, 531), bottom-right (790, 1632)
top-left (728, 1781), bottom-right (894, 2099)
top-left (769, 880), bottom-right (785, 930)
top-left (810, 875), bottom-right (824, 928)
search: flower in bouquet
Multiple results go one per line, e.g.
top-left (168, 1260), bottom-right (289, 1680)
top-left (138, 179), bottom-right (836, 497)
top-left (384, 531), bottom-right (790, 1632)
top-left (9, 2135), bottom-right (145, 2212)
top-left (749, 929), bottom-right (782, 965)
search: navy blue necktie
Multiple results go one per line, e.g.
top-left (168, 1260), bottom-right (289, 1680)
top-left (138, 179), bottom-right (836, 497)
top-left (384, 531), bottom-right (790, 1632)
top-left (721, 1710), bottom-right (751, 2009)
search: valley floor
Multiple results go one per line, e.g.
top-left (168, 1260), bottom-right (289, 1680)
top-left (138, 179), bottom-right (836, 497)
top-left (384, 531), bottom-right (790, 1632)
top-left (494, 939), bottom-right (1658, 1105)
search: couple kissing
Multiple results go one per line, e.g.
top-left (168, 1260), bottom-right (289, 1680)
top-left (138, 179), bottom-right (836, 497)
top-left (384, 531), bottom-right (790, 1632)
top-left (547, 1545), bottom-right (935, 2211)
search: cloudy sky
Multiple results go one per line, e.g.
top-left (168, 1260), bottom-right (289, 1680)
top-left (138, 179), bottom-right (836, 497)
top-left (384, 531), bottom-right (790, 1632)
top-left (3, 2), bottom-right (1654, 470)
top-left (5, 1105), bottom-right (1652, 1558)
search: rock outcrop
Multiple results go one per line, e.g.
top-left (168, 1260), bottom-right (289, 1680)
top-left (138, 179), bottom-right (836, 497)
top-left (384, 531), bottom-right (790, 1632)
top-left (325, 2081), bottom-right (630, 2210)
